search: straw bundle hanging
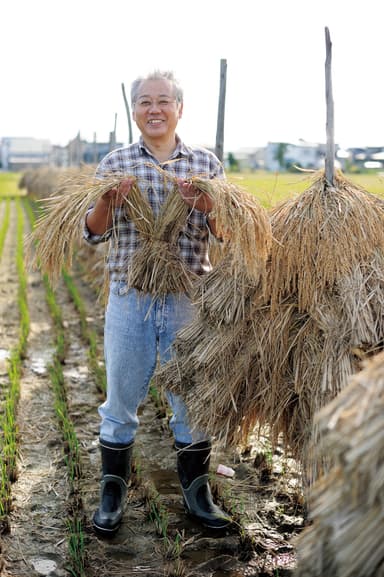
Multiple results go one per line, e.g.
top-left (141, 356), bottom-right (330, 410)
top-left (269, 169), bottom-right (384, 312)
top-left (158, 30), bottom-right (384, 486)
top-left (156, 169), bottom-right (384, 484)
top-left (190, 177), bottom-right (272, 325)
top-left (294, 350), bottom-right (384, 577)
top-left (124, 182), bottom-right (192, 294)
top-left (191, 177), bottom-right (271, 279)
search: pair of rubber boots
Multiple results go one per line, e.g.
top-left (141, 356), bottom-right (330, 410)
top-left (92, 439), bottom-right (232, 536)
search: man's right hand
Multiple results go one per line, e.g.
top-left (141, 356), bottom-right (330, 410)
top-left (101, 177), bottom-right (136, 207)
top-left (86, 177), bottom-right (136, 236)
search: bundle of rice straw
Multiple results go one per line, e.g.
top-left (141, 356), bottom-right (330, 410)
top-left (269, 170), bottom-right (384, 313)
top-left (122, 181), bottom-right (193, 295)
top-left (156, 170), bottom-right (384, 483)
top-left (28, 167), bottom-right (271, 302)
top-left (28, 167), bottom-right (127, 287)
top-left (19, 166), bottom-right (64, 198)
top-left (190, 177), bottom-right (272, 325)
top-left (294, 350), bottom-right (384, 577)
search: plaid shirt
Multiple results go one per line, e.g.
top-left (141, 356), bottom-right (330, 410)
top-left (84, 135), bottom-right (225, 283)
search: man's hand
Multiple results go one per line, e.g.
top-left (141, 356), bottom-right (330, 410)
top-left (101, 177), bottom-right (136, 208)
top-left (86, 177), bottom-right (136, 236)
top-left (177, 178), bottom-right (214, 215)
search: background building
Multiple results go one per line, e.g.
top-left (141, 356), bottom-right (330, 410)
top-left (1, 137), bottom-right (52, 171)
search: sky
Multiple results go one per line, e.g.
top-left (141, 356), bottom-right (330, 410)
top-left (1, 0), bottom-right (383, 152)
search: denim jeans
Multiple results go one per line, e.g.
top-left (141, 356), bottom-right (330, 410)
top-left (99, 284), bottom-right (207, 446)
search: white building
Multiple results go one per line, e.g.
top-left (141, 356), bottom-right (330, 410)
top-left (1, 137), bottom-right (52, 171)
top-left (265, 140), bottom-right (327, 172)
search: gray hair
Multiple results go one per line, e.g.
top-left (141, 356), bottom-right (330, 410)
top-left (130, 70), bottom-right (183, 105)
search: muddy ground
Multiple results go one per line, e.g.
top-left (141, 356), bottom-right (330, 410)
top-left (0, 199), bottom-right (305, 577)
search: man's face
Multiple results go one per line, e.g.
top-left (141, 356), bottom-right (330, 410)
top-left (132, 78), bottom-right (183, 142)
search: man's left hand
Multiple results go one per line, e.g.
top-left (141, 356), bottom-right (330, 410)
top-left (177, 179), bottom-right (214, 214)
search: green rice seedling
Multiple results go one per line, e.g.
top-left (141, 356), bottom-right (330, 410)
top-left (1, 408), bottom-right (18, 483)
top-left (66, 517), bottom-right (86, 577)
top-left (144, 480), bottom-right (169, 539)
top-left (15, 201), bottom-right (30, 359)
top-left (0, 461), bottom-right (12, 519)
top-left (86, 331), bottom-right (106, 395)
top-left (43, 276), bottom-right (64, 330)
top-left (48, 360), bottom-right (82, 482)
top-left (0, 199), bottom-right (31, 523)
top-left (62, 271), bottom-right (87, 334)
top-left (61, 269), bottom-right (106, 395)
top-left (149, 382), bottom-right (169, 419)
top-left (0, 198), bottom-right (10, 259)
top-left (164, 531), bottom-right (184, 561)
top-left (142, 480), bottom-right (189, 568)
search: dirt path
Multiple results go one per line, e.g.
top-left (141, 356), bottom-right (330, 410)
top-left (0, 198), bottom-right (304, 577)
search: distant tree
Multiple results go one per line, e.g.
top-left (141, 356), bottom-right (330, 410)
top-left (275, 142), bottom-right (288, 170)
top-left (227, 152), bottom-right (239, 172)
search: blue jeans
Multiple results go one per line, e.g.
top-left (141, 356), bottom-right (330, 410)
top-left (99, 284), bottom-right (207, 446)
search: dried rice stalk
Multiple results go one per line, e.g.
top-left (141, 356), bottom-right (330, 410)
top-left (295, 351), bottom-right (384, 577)
top-left (27, 168), bottom-right (129, 286)
top-left (126, 184), bottom-right (193, 294)
top-left (191, 254), bottom-right (264, 325)
top-left (157, 169), bottom-right (384, 485)
top-left (339, 250), bottom-right (384, 352)
top-left (29, 166), bottom-right (271, 300)
top-left (190, 177), bottom-right (272, 324)
top-left (191, 176), bottom-right (272, 279)
top-left (270, 170), bottom-right (384, 312)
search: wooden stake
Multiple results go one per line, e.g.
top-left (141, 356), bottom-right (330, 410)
top-left (325, 27), bottom-right (335, 186)
top-left (215, 59), bottom-right (227, 163)
top-left (122, 82), bottom-right (133, 144)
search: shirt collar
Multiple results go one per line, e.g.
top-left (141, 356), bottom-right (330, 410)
top-left (138, 134), bottom-right (189, 159)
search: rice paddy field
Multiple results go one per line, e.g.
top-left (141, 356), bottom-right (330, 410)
top-left (228, 170), bottom-right (384, 205)
top-left (0, 168), bottom-right (383, 577)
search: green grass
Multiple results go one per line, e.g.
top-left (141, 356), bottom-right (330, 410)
top-left (227, 170), bottom-right (384, 208)
top-left (0, 172), bottom-right (24, 197)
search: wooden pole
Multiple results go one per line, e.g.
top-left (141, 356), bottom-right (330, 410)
top-left (109, 113), bottom-right (117, 151)
top-left (325, 27), bottom-right (335, 186)
top-left (93, 132), bottom-right (97, 164)
top-left (122, 82), bottom-right (133, 144)
top-left (215, 59), bottom-right (227, 162)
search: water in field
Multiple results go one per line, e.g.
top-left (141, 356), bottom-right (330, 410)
top-left (0, 348), bottom-right (10, 361)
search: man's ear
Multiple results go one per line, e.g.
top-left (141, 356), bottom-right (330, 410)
top-left (178, 102), bottom-right (183, 120)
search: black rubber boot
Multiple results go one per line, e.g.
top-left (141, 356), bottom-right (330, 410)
top-left (92, 439), bottom-right (134, 536)
top-left (175, 440), bottom-right (232, 529)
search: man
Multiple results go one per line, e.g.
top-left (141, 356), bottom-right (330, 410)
top-left (84, 70), bottom-right (231, 536)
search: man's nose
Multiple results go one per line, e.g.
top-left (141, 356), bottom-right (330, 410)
top-left (149, 101), bottom-right (161, 112)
